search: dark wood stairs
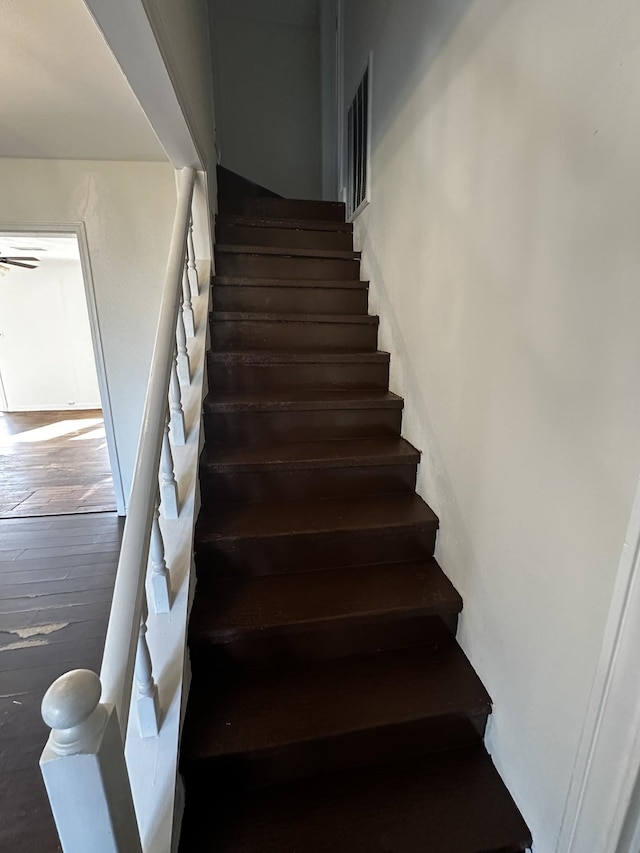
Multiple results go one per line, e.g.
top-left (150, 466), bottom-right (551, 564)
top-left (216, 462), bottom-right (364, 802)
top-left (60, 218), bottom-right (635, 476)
top-left (179, 184), bottom-right (531, 851)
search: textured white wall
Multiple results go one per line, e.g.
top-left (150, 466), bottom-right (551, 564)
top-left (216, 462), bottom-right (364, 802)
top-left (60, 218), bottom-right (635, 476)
top-left (0, 159), bottom-right (176, 507)
top-left (0, 256), bottom-right (100, 411)
top-left (211, 0), bottom-right (322, 198)
top-left (342, 2), bottom-right (640, 850)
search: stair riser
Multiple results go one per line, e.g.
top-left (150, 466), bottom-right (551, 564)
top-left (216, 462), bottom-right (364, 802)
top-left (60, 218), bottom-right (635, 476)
top-left (200, 462), bottom-right (418, 504)
top-left (212, 285), bottom-right (368, 315)
top-left (211, 321), bottom-right (377, 352)
top-left (185, 713), bottom-right (487, 791)
top-left (203, 408), bottom-right (403, 446)
top-left (216, 254), bottom-right (360, 280)
top-left (196, 526), bottom-right (437, 577)
top-left (239, 198), bottom-right (346, 221)
top-left (191, 613), bottom-right (458, 668)
top-left (208, 360), bottom-right (390, 392)
top-left (216, 225), bottom-right (353, 251)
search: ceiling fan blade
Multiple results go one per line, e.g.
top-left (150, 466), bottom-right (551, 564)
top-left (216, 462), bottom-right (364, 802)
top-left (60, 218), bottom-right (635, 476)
top-left (4, 260), bottom-right (38, 269)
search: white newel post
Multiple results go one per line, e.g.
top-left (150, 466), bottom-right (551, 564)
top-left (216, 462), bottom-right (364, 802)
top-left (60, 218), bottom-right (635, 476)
top-left (160, 413), bottom-right (179, 519)
top-left (169, 352), bottom-right (186, 445)
top-left (182, 261), bottom-right (196, 338)
top-left (187, 216), bottom-right (199, 296)
top-left (135, 600), bottom-right (160, 738)
top-left (149, 499), bottom-right (171, 613)
top-left (176, 299), bottom-right (191, 386)
top-left (40, 669), bottom-right (142, 853)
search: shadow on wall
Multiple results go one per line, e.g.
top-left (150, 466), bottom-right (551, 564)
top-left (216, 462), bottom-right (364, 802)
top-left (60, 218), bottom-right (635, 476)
top-left (357, 0), bottom-right (640, 540)
top-left (350, 1), bottom-right (640, 849)
top-left (346, 0), bottom-right (513, 609)
top-left (356, 0), bottom-right (506, 141)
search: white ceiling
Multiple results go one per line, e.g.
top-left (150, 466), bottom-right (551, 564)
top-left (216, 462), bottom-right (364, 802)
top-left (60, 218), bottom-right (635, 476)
top-left (0, 233), bottom-right (80, 261)
top-left (0, 0), bottom-right (168, 161)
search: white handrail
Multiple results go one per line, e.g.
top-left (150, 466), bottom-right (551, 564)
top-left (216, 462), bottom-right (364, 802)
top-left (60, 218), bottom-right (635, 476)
top-left (99, 166), bottom-right (195, 735)
top-left (39, 166), bottom-right (201, 852)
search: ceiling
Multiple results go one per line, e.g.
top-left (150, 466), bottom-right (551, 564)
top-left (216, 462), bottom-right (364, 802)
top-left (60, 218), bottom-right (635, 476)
top-left (0, 233), bottom-right (80, 261)
top-left (0, 0), bottom-right (167, 160)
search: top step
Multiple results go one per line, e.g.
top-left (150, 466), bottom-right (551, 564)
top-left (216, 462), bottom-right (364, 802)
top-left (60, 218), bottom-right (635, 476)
top-left (233, 198), bottom-right (346, 223)
top-left (217, 215), bottom-right (353, 233)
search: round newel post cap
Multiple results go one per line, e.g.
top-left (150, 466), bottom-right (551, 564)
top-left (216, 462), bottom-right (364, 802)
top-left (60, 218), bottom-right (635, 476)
top-left (42, 669), bottom-right (102, 732)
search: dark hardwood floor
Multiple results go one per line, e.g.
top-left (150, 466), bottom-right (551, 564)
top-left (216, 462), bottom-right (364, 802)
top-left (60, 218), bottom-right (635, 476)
top-left (0, 511), bottom-right (123, 852)
top-left (0, 409), bottom-right (116, 519)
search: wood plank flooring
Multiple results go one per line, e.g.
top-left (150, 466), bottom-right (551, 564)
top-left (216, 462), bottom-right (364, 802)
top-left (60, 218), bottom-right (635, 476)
top-left (0, 410), bottom-right (116, 518)
top-left (0, 511), bottom-right (123, 852)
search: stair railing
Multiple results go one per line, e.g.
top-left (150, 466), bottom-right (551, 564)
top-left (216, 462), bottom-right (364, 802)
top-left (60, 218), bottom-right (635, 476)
top-left (38, 166), bottom-right (201, 851)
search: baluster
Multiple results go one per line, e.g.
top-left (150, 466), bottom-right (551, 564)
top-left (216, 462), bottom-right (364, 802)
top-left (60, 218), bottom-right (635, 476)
top-left (169, 350), bottom-right (186, 445)
top-left (149, 499), bottom-right (171, 613)
top-left (176, 297), bottom-right (191, 386)
top-left (40, 670), bottom-right (142, 850)
top-left (160, 413), bottom-right (179, 519)
top-left (135, 601), bottom-right (160, 737)
top-left (182, 260), bottom-right (195, 338)
top-left (187, 215), bottom-right (199, 296)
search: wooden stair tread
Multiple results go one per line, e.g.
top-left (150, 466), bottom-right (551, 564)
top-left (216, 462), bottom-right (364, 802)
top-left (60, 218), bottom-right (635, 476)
top-left (238, 198), bottom-right (346, 222)
top-left (211, 311), bottom-right (376, 324)
top-left (182, 645), bottom-right (490, 762)
top-left (213, 275), bottom-right (368, 289)
top-left (216, 244), bottom-right (360, 260)
top-left (205, 388), bottom-right (403, 414)
top-left (183, 177), bottom-right (531, 850)
top-left (204, 388), bottom-right (403, 412)
top-left (189, 558), bottom-right (462, 643)
top-left (180, 746), bottom-right (531, 853)
top-left (207, 350), bottom-right (389, 364)
top-left (195, 493), bottom-right (438, 542)
top-left (216, 214), bottom-right (353, 232)
top-left (200, 437), bottom-right (419, 472)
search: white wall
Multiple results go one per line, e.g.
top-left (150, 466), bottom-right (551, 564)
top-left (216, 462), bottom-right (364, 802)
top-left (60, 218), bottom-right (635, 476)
top-left (210, 0), bottom-right (322, 198)
top-left (142, 0), bottom-right (217, 170)
top-left (0, 255), bottom-right (100, 411)
top-left (320, 0), bottom-right (339, 200)
top-left (0, 159), bottom-right (177, 508)
top-left (342, 2), bottom-right (640, 851)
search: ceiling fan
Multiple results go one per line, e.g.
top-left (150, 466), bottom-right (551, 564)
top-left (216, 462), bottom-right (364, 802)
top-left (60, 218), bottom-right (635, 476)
top-left (0, 255), bottom-right (39, 269)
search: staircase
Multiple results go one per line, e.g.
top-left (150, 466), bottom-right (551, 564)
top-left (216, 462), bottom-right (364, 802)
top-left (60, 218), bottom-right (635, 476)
top-left (179, 177), bottom-right (532, 851)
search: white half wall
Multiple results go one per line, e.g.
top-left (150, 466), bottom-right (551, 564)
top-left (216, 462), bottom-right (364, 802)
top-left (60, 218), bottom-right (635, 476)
top-left (0, 254), bottom-right (100, 411)
top-left (210, 0), bottom-right (322, 198)
top-left (0, 158), bottom-right (177, 510)
top-left (342, 2), bottom-right (640, 851)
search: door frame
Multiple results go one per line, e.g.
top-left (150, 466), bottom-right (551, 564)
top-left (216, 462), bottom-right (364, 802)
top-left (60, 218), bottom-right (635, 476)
top-left (0, 221), bottom-right (126, 515)
top-left (556, 475), bottom-right (640, 852)
top-left (0, 364), bottom-right (7, 411)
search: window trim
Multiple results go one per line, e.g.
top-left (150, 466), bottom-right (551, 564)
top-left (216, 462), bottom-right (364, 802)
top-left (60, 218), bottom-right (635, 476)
top-left (346, 53), bottom-right (372, 222)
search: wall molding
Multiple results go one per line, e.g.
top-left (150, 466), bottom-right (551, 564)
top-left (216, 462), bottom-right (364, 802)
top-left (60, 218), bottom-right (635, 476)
top-left (556, 476), bottom-right (640, 853)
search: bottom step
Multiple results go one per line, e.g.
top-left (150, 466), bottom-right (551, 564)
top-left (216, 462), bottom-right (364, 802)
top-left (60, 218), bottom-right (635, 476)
top-left (179, 746), bottom-right (531, 853)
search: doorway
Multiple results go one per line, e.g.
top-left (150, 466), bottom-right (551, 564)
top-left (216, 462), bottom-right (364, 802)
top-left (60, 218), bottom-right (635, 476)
top-left (0, 228), bottom-right (124, 517)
